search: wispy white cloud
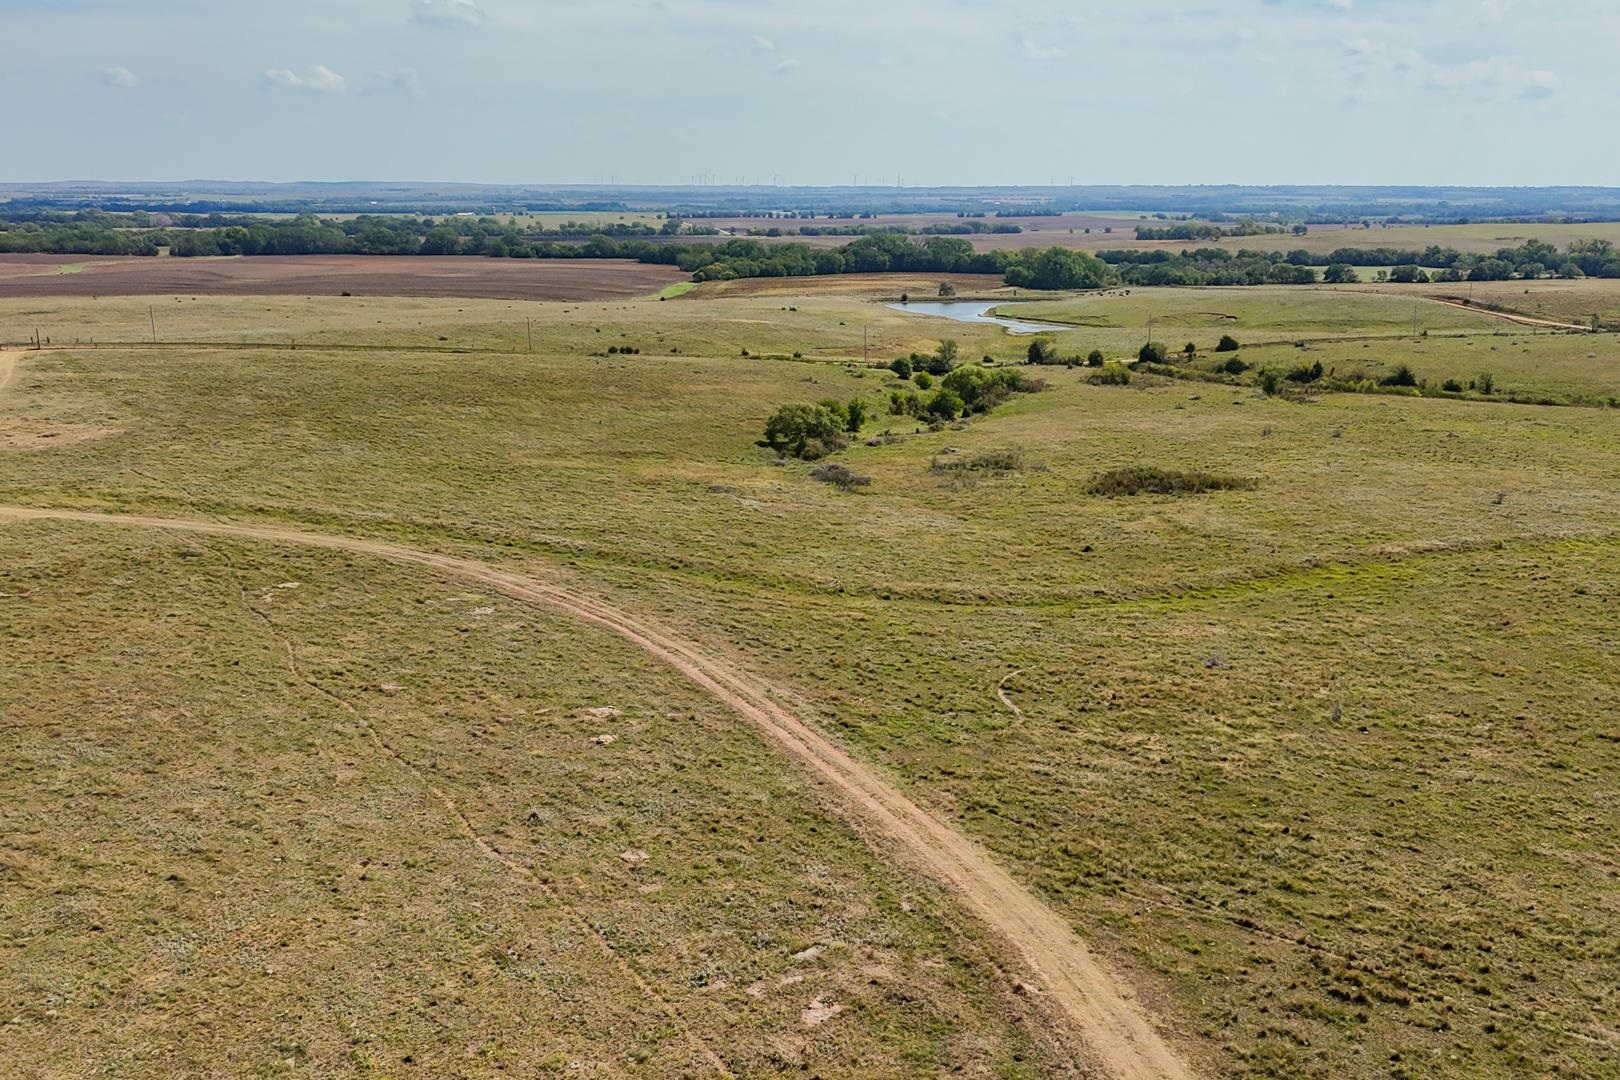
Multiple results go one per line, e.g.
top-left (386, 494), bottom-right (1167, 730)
top-left (413, 0), bottom-right (485, 29)
top-left (772, 58), bottom-right (801, 76)
top-left (99, 66), bottom-right (138, 89)
top-left (263, 65), bottom-right (347, 94)
top-left (1022, 39), bottom-right (1065, 60)
top-left (376, 67), bottom-right (424, 97)
top-left (1344, 35), bottom-right (1559, 101)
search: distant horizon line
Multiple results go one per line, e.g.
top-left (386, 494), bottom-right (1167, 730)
top-left (7, 180), bottom-right (1620, 193)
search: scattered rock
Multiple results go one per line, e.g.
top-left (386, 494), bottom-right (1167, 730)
top-left (470, 606), bottom-right (495, 617)
top-left (791, 944), bottom-right (827, 963)
top-left (586, 706), bottom-right (622, 719)
top-left (275, 582), bottom-right (300, 590)
top-left (619, 849), bottom-right (649, 866)
top-left (590, 733), bottom-right (618, 746)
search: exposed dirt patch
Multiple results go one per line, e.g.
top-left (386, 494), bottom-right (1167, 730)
top-left (800, 997), bottom-right (844, 1027)
top-left (0, 255), bottom-right (685, 302)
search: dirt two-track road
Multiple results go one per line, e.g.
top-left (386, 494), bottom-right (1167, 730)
top-left (0, 501), bottom-right (1194, 1079)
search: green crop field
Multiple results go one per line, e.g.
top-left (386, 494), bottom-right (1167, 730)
top-left (4, 274), bottom-right (1619, 1078)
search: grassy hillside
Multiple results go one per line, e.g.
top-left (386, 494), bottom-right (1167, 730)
top-left (3, 281), bottom-right (1619, 1077)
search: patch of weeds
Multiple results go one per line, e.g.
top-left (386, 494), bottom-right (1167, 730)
top-left (930, 448), bottom-right (1045, 475)
top-left (1085, 466), bottom-right (1257, 497)
top-left (810, 462), bottom-right (872, 492)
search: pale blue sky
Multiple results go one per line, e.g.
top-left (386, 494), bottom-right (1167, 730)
top-left (5, 0), bottom-right (1615, 185)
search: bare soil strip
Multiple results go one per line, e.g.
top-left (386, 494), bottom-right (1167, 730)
top-left (997, 670), bottom-right (1026, 719)
top-left (1422, 294), bottom-right (1592, 331)
top-left (0, 504), bottom-right (1195, 1080)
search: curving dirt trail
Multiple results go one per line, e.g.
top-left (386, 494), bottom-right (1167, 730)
top-left (0, 353), bottom-right (18, 397)
top-left (1422, 295), bottom-right (1592, 331)
top-left (0, 503), bottom-right (1194, 1080)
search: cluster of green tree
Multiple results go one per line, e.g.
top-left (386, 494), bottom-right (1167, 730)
top-left (763, 221), bottom-right (1021, 238)
top-left (1097, 248), bottom-right (1318, 286)
top-left (759, 397), bottom-right (869, 460)
top-left (917, 221), bottom-right (1023, 235)
top-left (1134, 219), bottom-right (1287, 241)
top-left (1253, 362), bottom-right (1503, 400)
top-left (1026, 339), bottom-right (1107, 367)
top-left (1004, 247), bottom-right (1112, 290)
top-left (677, 234), bottom-right (1015, 281)
top-left (889, 365), bottom-right (1041, 423)
top-left (0, 218), bottom-right (162, 255)
top-left (1306, 239), bottom-right (1620, 279)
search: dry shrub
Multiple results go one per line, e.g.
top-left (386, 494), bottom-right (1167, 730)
top-left (810, 462), bottom-right (872, 491)
top-left (1086, 466), bottom-right (1256, 497)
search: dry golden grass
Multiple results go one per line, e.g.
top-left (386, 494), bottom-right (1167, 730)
top-left (0, 523), bottom-right (1085, 1078)
top-left (4, 280), bottom-right (1619, 1077)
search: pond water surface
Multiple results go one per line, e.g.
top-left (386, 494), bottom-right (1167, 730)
top-left (885, 301), bottom-right (1071, 335)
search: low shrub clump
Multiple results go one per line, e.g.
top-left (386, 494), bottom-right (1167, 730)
top-left (1086, 466), bottom-right (1256, 497)
top-left (810, 462), bottom-right (871, 491)
top-left (1088, 363), bottom-right (1132, 386)
top-left (930, 447), bottom-right (1044, 474)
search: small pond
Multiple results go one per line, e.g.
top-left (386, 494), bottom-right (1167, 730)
top-left (885, 301), bottom-right (1071, 335)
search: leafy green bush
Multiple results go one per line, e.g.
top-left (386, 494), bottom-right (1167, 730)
top-left (1086, 349), bottom-right (1105, 367)
top-left (1379, 364), bottom-right (1418, 387)
top-left (1086, 467), bottom-right (1256, 497)
top-left (1027, 338), bottom-right (1059, 365)
top-left (844, 398), bottom-right (868, 432)
top-left (1259, 369), bottom-right (1283, 396)
top-left (889, 389), bottom-right (923, 416)
top-left (1286, 360), bottom-right (1324, 384)
top-left (1138, 342), bottom-right (1168, 365)
top-left (1215, 334), bottom-right (1241, 352)
top-left (1219, 355), bottom-right (1249, 375)
top-left (888, 356), bottom-right (913, 379)
top-left (926, 387), bottom-right (965, 421)
top-left (761, 403), bottom-right (849, 460)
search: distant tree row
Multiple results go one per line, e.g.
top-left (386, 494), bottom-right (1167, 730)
top-left (1135, 219), bottom-right (1287, 241)
top-left (7, 211), bottom-right (1620, 285)
top-left (1098, 248), bottom-right (1318, 286)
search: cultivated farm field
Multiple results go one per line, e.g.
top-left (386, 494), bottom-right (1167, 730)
top-left (3, 270), bottom-right (1619, 1079)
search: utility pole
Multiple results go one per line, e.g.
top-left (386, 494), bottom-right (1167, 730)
top-left (863, 325), bottom-right (869, 366)
top-left (1147, 314), bottom-right (1153, 349)
top-left (148, 306), bottom-right (157, 344)
top-left (526, 317), bottom-right (533, 352)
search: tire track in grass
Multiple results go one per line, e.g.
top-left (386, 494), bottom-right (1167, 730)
top-left (215, 547), bottom-right (731, 1077)
top-left (0, 504), bottom-right (1196, 1080)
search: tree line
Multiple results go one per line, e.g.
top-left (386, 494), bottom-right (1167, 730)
top-left (1134, 219), bottom-right (1290, 241)
top-left (6, 210), bottom-right (1620, 286)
